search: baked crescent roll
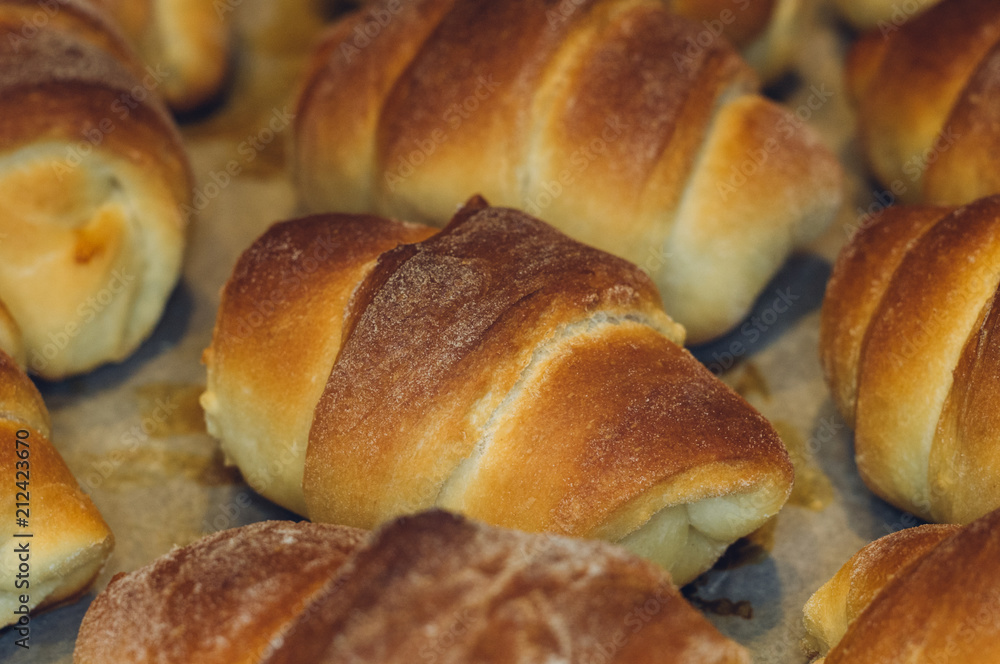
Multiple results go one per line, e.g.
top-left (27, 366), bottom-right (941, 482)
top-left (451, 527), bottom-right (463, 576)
top-left (803, 508), bottom-right (1000, 663)
top-left (847, 0), bottom-right (1000, 205)
top-left (833, 0), bottom-right (941, 29)
top-left (292, 0), bottom-right (842, 343)
top-left (0, 350), bottom-right (114, 629)
top-left (820, 196), bottom-right (1000, 524)
top-left (89, 0), bottom-right (233, 113)
top-left (76, 512), bottom-right (750, 663)
top-left (0, 0), bottom-right (192, 379)
top-left (202, 198), bottom-right (794, 585)
top-left (74, 520), bottom-right (366, 664)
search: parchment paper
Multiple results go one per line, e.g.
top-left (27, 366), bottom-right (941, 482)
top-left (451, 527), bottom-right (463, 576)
top-left (0, 2), bottom-right (915, 661)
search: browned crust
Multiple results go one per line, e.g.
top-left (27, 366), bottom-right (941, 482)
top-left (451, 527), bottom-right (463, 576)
top-left (74, 521), bottom-right (366, 664)
top-left (292, 0), bottom-right (457, 212)
top-left (90, 0), bottom-right (234, 113)
top-left (0, 300), bottom-right (24, 367)
top-left (847, 0), bottom-right (1000, 202)
top-left (930, 285), bottom-right (1000, 523)
top-left (265, 511), bottom-right (750, 664)
top-left (301, 201), bottom-right (789, 554)
top-left (208, 214), bottom-right (437, 405)
top-left (670, 0), bottom-right (776, 47)
top-left (446, 323), bottom-right (792, 540)
top-left (837, 525), bottom-right (959, 623)
top-left (203, 214), bottom-right (435, 513)
top-left (924, 38), bottom-right (1000, 204)
top-left (0, 348), bottom-right (49, 436)
top-left (294, 0), bottom-right (840, 342)
top-left (819, 205), bottom-right (949, 426)
top-left (824, 509), bottom-right (1000, 662)
top-left (0, 5), bottom-right (192, 204)
top-left (373, 0), bottom-right (609, 217)
top-left (304, 201), bottom-right (675, 528)
top-left (1, 349), bottom-right (113, 625)
top-left (854, 196), bottom-right (1000, 518)
top-left (0, 0), bottom-right (144, 78)
top-left (822, 196), bottom-right (1000, 523)
top-left (0, 421), bottom-right (113, 615)
top-left (529, 1), bottom-right (756, 259)
top-left (803, 523), bottom-right (959, 656)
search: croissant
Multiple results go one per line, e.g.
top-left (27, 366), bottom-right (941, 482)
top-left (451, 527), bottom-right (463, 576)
top-left (292, 0), bottom-right (842, 343)
top-left (803, 507), bottom-right (1000, 663)
top-left (820, 196), bottom-right (1000, 524)
top-left (76, 511), bottom-right (750, 663)
top-left (0, 349), bottom-right (114, 631)
top-left (0, 0), bottom-right (193, 379)
top-left (201, 198), bottom-right (794, 585)
top-left (833, 0), bottom-right (942, 29)
top-left (88, 0), bottom-right (233, 113)
top-left (847, 0), bottom-right (1000, 205)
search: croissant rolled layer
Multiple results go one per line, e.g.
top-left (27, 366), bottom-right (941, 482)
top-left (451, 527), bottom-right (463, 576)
top-left (202, 199), bottom-right (793, 585)
top-left (804, 508), bottom-right (1000, 663)
top-left (821, 195), bottom-right (1000, 523)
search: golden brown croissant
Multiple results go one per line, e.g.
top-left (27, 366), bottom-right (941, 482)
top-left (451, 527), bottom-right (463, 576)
top-left (292, 0), bottom-right (842, 343)
top-left (803, 508), bottom-right (1000, 663)
top-left (76, 512), bottom-right (750, 663)
top-left (820, 196), bottom-right (1000, 524)
top-left (88, 0), bottom-right (233, 113)
top-left (847, 0), bottom-right (1000, 205)
top-left (0, 0), bottom-right (192, 379)
top-left (0, 350), bottom-right (114, 631)
top-left (201, 198), bottom-right (794, 585)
